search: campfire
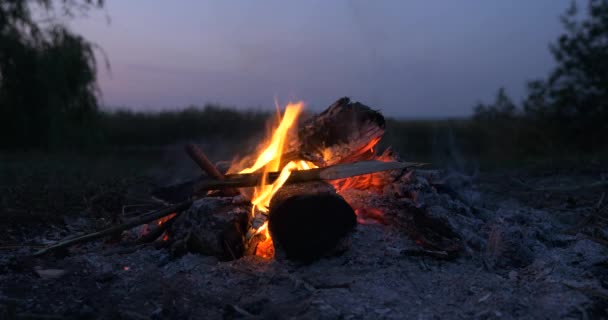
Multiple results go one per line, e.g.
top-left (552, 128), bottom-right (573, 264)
top-left (34, 97), bottom-right (461, 262)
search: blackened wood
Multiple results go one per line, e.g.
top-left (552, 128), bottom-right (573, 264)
top-left (33, 201), bottom-right (193, 256)
top-left (194, 160), bottom-right (423, 192)
top-left (231, 97), bottom-right (386, 171)
top-left (392, 202), bottom-right (463, 259)
top-left (294, 97), bottom-right (386, 166)
top-left (153, 160), bottom-right (425, 203)
top-left (168, 198), bottom-right (250, 261)
top-left (268, 181), bottom-right (356, 261)
top-left (136, 215), bottom-right (176, 243)
top-left (185, 143), bottom-right (240, 196)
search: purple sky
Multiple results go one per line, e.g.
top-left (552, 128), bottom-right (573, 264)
top-left (71, 1), bottom-right (570, 117)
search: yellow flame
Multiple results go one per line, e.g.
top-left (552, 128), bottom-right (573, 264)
top-left (238, 101), bottom-right (318, 259)
top-left (238, 102), bottom-right (318, 214)
top-left (239, 102), bottom-right (302, 174)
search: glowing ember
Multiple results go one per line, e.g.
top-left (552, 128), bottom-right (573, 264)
top-left (355, 208), bottom-right (385, 224)
top-left (158, 213), bottom-right (176, 226)
top-left (329, 145), bottom-right (392, 193)
top-left (138, 212), bottom-right (176, 240)
top-left (253, 222), bottom-right (275, 258)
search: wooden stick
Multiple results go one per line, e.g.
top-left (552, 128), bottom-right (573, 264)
top-left (33, 200), bottom-right (193, 257)
top-left (192, 160), bottom-right (426, 193)
top-left (185, 143), bottom-right (225, 179)
top-left (136, 215), bottom-right (176, 243)
top-left (185, 143), bottom-right (239, 195)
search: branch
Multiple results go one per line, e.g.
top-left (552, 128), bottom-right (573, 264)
top-left (33, 200), bottom-right (193, 256)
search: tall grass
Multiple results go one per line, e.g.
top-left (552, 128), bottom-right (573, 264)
top-left (98, 105), bottom-right (270, 147)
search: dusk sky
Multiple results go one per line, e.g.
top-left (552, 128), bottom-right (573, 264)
top-left (71, 1), bottom-right (571, 117)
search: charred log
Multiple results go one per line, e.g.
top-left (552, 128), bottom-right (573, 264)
top-left (228, 97), bottom-right (386, 171)
top-left (391, 202), bottom-right (463, 259)
top-left (168, 197), bottom-right (250, 261)
top-left (153, 160), bottom-right (422, 204)
top-left (293, 97), bottom-right (386, 166)
top-left (268, 181), bottom-right (356, 261)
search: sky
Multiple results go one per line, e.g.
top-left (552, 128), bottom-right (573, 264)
top-left (71, 1), bottom-right (571, 118)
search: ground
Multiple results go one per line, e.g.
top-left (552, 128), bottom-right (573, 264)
top-left (0, 152), bottom-right (606, 319)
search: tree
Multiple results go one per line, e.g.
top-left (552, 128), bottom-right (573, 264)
top-left (524, 0), bottom-right (608, 138)
top-left (0, 0), bottom-right (105, 149)
top-left (473, 87), bottom-right (517, 121)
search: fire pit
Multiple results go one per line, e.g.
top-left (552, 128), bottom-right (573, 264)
top-left (3, 97), bottom-right (605, 318)
top-left (34, 97), bottom-right (460, 262)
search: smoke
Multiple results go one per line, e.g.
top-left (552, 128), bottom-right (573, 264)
top-left (432, 126), bottom-right (481, 206)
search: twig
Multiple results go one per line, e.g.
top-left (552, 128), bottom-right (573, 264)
top-left (33, 200), bottom-right (193, 257)
top-left (121, 203), bottom-right (159, 217)
top-left (536, 180), bottom-right (608, 191)
top-left (225, 304), bottom-right (256, 318)
top-left (136, 215), bottom-right (176, 243)
top-left (595, 192), bottom-right (605, 211)
top-left (185, 143), bottom-right (225, 179)
top-left (185, 143), bottom-right (240, 196)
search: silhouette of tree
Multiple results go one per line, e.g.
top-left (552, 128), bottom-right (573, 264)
top-left (0, 0), bottom-right (104, 149)
top-left (473, 87), bottom-right (517, 121)
top-left (523, 0), bottom-right (608, 148)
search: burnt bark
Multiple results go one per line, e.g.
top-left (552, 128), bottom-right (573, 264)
top-left (268, 181), bottom-right (356, 261)
top-left (168, 197), bottom-right (250, 261)
top-left (228, 97), bottom-right (386, 172)
top-left (292, 97), bottom-right (386, 166)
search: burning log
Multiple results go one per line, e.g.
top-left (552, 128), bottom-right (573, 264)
top-left (153, 160), bottom-right (424, 204)
top-left (196, 160), bottom-right (422, 194)
top-left (168, 197), bottom-right (250, 260)
top-left (292, 97), bottom-right (386, 166)
top-left (268, 181), bottom-right (356, 261)
top-left (229, 97), bottom-right (386, 171)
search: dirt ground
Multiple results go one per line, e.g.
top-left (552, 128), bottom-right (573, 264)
top-left (0, 155), bottom-right (607, 319)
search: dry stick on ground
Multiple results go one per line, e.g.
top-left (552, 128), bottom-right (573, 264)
top-left (33, 200), bottom-right (193, 256)
top-left (185, 143), bottom-right (240, 196)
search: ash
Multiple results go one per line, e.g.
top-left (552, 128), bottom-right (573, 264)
top-left (1, 169), bottom-right (607, 319)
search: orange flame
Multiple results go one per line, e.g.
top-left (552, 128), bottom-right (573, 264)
top-left (235, 101), bottom-right (394, 259)
top-left (238, 102), bottom-right (317, 259)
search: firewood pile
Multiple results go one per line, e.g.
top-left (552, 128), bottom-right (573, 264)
top-left (34, 97), bottom-right (462, 262)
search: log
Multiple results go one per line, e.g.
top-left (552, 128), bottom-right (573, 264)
top-left (292, 97), bottom-right (386, 166)
top-left (199, 160), bottom-right (422, 193)
top-left (167, 197), bottom-right (250, 261)
top-left (228, 97), bottom-right (386, 172)
top-left (268, 181), bottom-right (356, 261)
